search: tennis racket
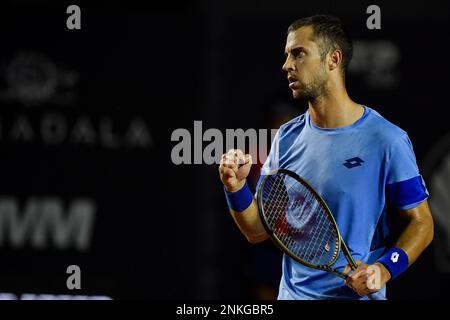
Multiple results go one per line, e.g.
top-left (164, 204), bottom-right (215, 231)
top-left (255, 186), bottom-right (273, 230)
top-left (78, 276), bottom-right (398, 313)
top-left (256, 169), bottom-right (386, 300)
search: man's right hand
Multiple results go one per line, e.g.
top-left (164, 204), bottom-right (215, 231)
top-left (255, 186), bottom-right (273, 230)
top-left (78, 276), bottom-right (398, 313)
top-left (219, 149), bottom-right (252, 193)
top-left (219, 149), bottom-right (268, 244)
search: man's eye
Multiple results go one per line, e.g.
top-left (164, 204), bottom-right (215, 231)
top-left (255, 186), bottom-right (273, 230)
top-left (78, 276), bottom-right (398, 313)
top-left (292, 50), bottom-right (305, 58)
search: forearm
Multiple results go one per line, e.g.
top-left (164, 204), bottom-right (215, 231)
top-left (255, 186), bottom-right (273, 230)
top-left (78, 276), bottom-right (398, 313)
top-left (229, 199), bottom-right (269, 244)
top-left (394, 200), bottom-right (434, 265)
top-left (350, 201), bottom-right (434, 293)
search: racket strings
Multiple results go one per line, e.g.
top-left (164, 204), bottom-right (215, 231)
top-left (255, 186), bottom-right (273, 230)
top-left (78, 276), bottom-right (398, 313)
top-left (261, 173), bottom-right (339, 266)
top-left (289, 184), bottom-right (334, 264)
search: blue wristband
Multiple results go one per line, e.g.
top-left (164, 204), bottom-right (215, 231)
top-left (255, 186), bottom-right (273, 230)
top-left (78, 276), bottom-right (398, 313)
top-left (224, 181), bottom-right (253, 212)
top-left (377, 247), bottom-right (409, 280)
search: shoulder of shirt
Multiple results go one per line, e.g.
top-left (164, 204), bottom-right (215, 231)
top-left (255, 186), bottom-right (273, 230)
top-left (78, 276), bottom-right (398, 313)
top-left (277, 112), bottom-right (307, 137)
top-left (365, 106), bottom-right (409, 147)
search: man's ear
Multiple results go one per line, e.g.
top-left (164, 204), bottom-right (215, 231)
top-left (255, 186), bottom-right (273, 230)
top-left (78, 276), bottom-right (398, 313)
top-left (328, 49), bottom-right (343, 71)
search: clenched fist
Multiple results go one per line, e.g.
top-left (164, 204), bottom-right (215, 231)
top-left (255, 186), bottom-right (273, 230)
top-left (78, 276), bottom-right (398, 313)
top-left (219, 149), bottom-right (252, 192)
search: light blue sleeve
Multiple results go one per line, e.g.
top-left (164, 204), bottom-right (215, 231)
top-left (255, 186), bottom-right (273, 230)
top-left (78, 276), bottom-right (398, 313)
top-left (385, 133), bottom-right (429, 210)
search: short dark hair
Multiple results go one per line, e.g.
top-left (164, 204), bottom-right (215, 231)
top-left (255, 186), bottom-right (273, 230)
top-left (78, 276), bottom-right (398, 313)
top-left (287, 15), bottom-right (353, 77)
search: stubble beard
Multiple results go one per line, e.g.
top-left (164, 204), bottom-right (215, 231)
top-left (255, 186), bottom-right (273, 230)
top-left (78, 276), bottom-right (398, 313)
top-left (293, 65), bottom-right (328, 103)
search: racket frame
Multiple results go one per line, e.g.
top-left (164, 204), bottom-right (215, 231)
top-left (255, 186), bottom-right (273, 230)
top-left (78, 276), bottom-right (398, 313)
top-left (257, 169), bottom-right (358, 279)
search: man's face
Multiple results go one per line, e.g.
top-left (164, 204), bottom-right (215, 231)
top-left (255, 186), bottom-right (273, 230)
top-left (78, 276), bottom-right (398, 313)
top-left (282, 26), bottom-right (328, 101)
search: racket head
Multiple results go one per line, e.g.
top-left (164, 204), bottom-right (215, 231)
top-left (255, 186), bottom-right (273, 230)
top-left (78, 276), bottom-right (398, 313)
top-left (257, 169), bottom-right (343, 271)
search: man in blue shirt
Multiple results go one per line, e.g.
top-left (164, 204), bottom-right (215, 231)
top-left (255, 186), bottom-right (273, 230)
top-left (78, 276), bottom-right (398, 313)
top-left (219, 15), bottom-right (434, 299)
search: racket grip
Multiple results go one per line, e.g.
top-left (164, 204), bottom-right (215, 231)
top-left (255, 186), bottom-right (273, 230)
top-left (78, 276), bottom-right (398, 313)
top-left (368, 291), bottom-right (387, 300)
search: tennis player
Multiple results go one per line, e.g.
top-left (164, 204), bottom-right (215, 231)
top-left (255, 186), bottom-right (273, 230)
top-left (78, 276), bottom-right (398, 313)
top-left (219, 15), bottom-right (434, 300)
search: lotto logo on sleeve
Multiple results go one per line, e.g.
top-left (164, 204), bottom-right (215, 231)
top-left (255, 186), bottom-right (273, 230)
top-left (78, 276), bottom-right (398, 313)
top-left (391, 252), bottom-right (400, 263)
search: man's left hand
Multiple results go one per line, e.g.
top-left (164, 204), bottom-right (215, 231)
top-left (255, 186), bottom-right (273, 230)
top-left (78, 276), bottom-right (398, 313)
top-left (344, 261), bottom-right (391, 296)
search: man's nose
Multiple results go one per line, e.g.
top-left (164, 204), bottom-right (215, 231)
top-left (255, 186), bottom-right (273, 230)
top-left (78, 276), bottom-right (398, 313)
top-left (282, 56), bottom-right (295, 72)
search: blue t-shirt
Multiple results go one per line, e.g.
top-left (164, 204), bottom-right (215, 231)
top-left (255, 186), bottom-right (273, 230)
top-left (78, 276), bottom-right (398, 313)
top-left (258, 106), bottom-right (429, 300)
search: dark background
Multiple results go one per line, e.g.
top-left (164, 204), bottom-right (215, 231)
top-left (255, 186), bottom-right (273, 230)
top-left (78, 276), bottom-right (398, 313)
top-left (0, 0), bottom-right (449, 300)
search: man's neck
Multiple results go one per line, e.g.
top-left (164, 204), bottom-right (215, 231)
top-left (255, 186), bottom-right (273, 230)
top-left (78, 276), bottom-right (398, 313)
top-left (307, 88), bottom-right (364, 129)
